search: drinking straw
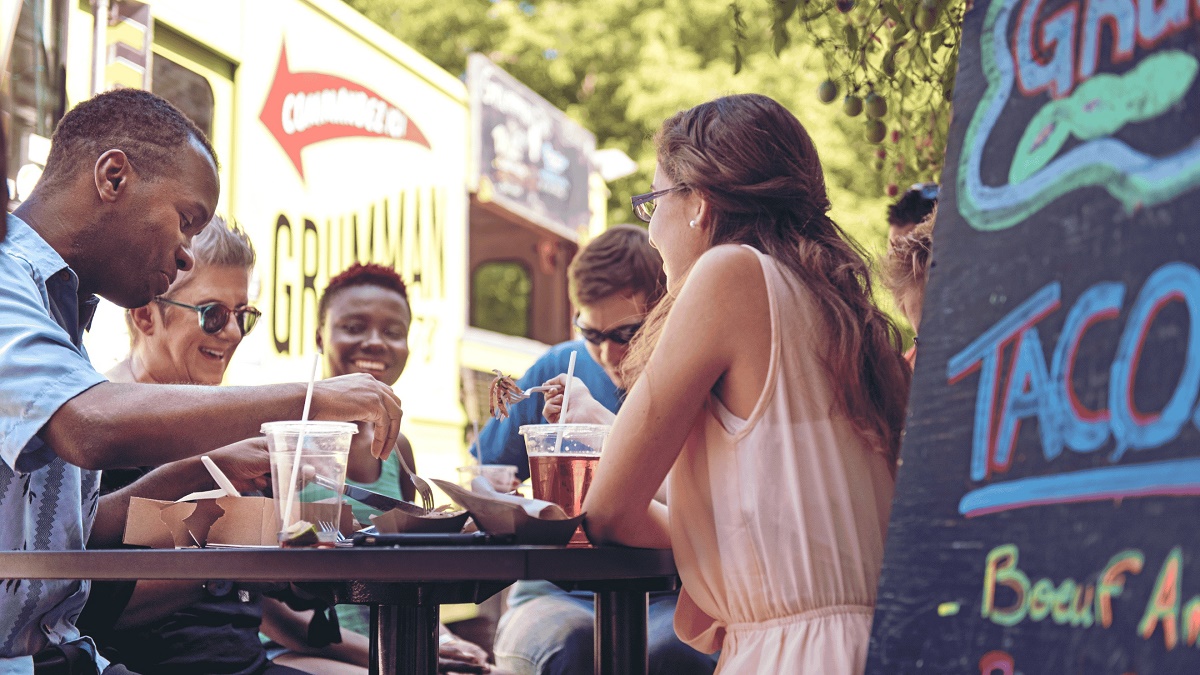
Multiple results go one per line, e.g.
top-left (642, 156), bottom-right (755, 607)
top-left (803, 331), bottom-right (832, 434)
top-left (552, 351), bottom-right (578, 455)
top-left (464, 369), bottom-right (482, 470)
top-left (472, 418), bottom-right (482, 470)
top-left (283, 349), bottom-right (321, 528)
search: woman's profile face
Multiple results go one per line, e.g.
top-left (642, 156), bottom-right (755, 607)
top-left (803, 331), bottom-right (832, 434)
top-left (139, 264), bottom-right (251, 386)
top-left (647, 163), bottom-right (706, 283)
top-left (320, 284), bottom-right (411, 386)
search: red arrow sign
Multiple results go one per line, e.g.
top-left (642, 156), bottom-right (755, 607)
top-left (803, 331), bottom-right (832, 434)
top-left (258, 45), bottom-right (431, 180)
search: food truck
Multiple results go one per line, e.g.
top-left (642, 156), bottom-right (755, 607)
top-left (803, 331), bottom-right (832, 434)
top-left (2, 0), bottom-right (606, 486)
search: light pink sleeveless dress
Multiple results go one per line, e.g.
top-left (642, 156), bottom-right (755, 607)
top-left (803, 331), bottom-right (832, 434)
top-left (668, 246), bottom-right (896, 673)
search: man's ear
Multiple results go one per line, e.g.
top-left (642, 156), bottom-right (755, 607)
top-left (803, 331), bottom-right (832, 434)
top-left (315, 329), bottom-right (324, 354)
top-left (95, 149), bottom-right (132, 203)
top-left (129, 304), bottom-right (156, 337)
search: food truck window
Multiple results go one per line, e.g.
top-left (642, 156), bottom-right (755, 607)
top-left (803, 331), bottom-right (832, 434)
top-left (471, 260), bottom-right (532, 338)
top-left (149, 24), bottom-right (233, 213)
top-left (152, 54), bottom-right (214, 140)
top-left (3, 0), bottom-right (67, 204)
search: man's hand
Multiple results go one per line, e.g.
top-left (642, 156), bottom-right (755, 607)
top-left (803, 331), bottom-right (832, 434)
top-left (206, 437), bottom-right (271, 493)
top-left (310, 373), bottom-right (404, 460)
top-left (439, 632), bottom-right (491, 673)
top-left (541, 375), bottom-right (615, 425)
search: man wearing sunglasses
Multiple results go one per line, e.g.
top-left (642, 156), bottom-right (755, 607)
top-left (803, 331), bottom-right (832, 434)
top-left (474, 226), bottom-right (717, 675)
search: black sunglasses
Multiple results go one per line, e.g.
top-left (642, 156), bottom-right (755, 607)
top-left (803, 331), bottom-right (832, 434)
top-left (156, 297), bottom-right (262, 336)
top-left (630, 186), bottom-right (686, 223)
top-left (574, 316), bottom-right (643, 346)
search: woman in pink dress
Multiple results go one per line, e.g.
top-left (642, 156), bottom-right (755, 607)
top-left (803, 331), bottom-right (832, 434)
top-left (581, 94), bottom-right (911, 673)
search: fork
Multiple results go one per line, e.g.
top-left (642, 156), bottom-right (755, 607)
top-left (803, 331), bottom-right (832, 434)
top-left (395, 451), bottom-right (436, 511)
top-left (317, 520), bottom-right (346, 543)
top-left (504, 385), bottom-right (554, 405)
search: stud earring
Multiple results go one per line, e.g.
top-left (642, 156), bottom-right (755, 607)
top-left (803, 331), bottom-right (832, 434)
top-left (689, 220), bottom-right (697, 229)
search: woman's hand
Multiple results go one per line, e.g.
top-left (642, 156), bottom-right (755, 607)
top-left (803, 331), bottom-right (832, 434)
top-left (541, 375), bottom-right (615, 425)
top-left (206, 437), bottom-right (271, 493)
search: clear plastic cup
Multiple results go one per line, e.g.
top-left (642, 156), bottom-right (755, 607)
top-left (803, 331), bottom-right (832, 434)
top-left (457, 464), bottom-right (520, 492)
top-left (261, 421), bottom-right (356, 546)
top-left (519, 424), bottom-right (611, 546)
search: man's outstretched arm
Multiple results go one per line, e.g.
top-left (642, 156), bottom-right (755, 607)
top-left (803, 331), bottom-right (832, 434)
top-left (43, 372), bottom-right (403, 470)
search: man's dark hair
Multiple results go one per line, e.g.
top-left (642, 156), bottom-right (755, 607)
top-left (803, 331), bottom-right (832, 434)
top-left (887, 183), bottom-right (938, 228)
top-left (568, 224), bottom-right (666, 308)
top-left (40, 88), bottom-right (218, 188)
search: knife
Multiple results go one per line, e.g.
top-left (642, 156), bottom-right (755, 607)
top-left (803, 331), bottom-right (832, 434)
top-left (313, 475), bottom-right (428, 516)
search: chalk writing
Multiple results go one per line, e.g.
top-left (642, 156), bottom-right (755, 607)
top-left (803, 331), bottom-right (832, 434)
top-left (948, 262), bottom-right (1200, 515)
top-left (957, 0), bottom-right (1200, 231)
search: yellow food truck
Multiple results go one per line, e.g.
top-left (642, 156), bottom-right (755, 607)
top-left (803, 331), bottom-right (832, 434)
top-left (3, 0), bottom-right (610, 491)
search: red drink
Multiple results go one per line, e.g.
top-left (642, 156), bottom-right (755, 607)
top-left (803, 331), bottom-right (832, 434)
top-left (529, 452), bottom-right (600, 546)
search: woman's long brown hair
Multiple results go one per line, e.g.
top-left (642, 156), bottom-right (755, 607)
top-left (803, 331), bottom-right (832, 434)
top-left (622, 94), bottom-right (911, 462)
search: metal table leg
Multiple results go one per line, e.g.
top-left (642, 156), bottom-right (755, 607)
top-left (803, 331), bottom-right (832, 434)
top-left (370, 603), bottom-right (440, 675)
top-left (594, 589), bottom-right (649, 675)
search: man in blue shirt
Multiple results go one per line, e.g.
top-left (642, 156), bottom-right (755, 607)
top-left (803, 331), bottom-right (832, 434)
top-left (0, 89), bottom-right (403, 675)
top-left (476, 225), bottom-right (717, 675)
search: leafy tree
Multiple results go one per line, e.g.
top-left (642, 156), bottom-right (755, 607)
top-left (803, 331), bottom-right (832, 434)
top-left (472, 261), bottom-right (532, 337)
top-left (345, 0), bottom-right (896, 253)
top-left (742, 0), bottom-right (966, 195)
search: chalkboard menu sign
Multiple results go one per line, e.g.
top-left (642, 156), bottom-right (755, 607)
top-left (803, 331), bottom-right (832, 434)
top-left (867, 0), bottom-right (1200, 672)
top-left (468, 54), bottom-right (595, 238)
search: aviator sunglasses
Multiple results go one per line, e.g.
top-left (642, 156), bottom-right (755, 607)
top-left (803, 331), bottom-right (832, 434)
top-left (574, 316), bottom-right (644, 346)
top-left (156, 297), bottom-right (262, 336)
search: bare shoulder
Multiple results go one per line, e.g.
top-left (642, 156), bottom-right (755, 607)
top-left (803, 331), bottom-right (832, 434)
top-left (679, 244), bottom-right (768, 303)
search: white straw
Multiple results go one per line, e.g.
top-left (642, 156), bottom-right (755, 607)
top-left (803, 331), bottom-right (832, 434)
top-left (283, 350), bottom-right (321, 528)
top-left (464, 369), bottom-right (482, 469)
top-left (472, 419), bottom-right (481, 468)
top-left (552, 351), bottom-right (578, 455)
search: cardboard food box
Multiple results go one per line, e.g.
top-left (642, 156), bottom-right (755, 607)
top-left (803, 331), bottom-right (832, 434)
top-left (124, 493), bottom-right (352, 548)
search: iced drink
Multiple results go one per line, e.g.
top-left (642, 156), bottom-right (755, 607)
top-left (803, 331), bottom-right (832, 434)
top-left (456, 463), bottom-right (519, 492)
top-left (528, 453), bottom-right (598, 518)
top-left (520, 424), bottom-right (610, 547)
top-left (261, 421), bottom-right (356, 546)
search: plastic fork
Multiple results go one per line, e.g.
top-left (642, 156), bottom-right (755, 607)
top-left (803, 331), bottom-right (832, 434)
top-left (504, 384), bottom-right (553, 405)
top-left (395, 451), bottom-right (436, 511)
top-left (317, 520), bottom-right (346, 543)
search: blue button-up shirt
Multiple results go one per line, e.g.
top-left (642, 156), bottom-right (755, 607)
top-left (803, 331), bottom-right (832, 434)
top-left (0, 213), bottom-right (109, 674)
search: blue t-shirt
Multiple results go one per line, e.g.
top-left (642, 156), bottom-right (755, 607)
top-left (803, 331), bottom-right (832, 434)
top-left (470, 340), bottom-right (623, 609)
top-left (0, 214), bottom-right (109, 674)
top-left (470, 340), bottom-right (622, 480)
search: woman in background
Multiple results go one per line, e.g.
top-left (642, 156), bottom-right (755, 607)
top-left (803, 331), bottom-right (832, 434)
top-left (581, 94), bottom-right (911, 673)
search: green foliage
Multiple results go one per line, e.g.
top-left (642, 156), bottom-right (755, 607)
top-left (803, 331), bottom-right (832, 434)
top-left (471, 261), bottom-right (532, 337)
top-left (344, 0), bottom-right (894, 253)
top-left (738, 0), bottom-right (967, 195)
